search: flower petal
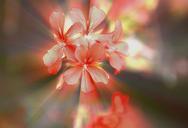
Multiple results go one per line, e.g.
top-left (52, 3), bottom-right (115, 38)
top-left (91, 33), bottom-right (112, 43)
top-left (64, 67), bottom-right (82, 85)
top-left (109, 52), bottom-right (125, 71)
top-left (43, 44), bottom-right (64, 67)
top-left (43, 51), bottom-right (58, 67)
top-left (63, 45), bottom-right (76, 62)
top-left (47, 60), bottom-right (62, 74)
top-left (112, 20), bottom-right (123, 42)
top-left (89, 6), bottom-right (106, 31)
top-left (81, 70), bottom-right (95, 92)
top-left (56, 74), bottom-right (64, 89)
top-left (69, 8), bottom-right (87, 31)
top-left (49, 11), bottom-right (65, 34)
top-left (88, 43), bottom-right (105, 62)
top-left (75, 45), bottom-right (88, 63)
top-left (88, 66), bottom-right (109, 84)
top-left (64, 15), bottom-right (73, 33)
top-left (65, 22), bottom-right (83, 39)
top-left (115, 41), bottom-right (128, 55)
top-left (72, 36), bottom-right (88, 46)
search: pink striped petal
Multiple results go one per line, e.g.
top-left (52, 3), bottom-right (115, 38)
top-left (88, 43), bottom-right (105, 62)
top-left (88, 66), bottom-right (109, 84)
top-left (49, 11), bottom-right (65, 34)
top-left (64, 67), bottom-right (82, 85)
top-left (63, 45), bottom-right (76, 62)
top-left (109, 52), bottom-right (125, 71)
top-left (43, 44), bottom-right (64, 67)
top-left (65, 22), bottom-right (83, 39)
top-left (72, 36), bottom-right (88, 46)
top-left (75, 45), bottom-right (88, 63)
top-left (43, 51), bottom-right (59, 67)
top-left (115, 41), bottom-right (128, 55)
top-left (81, 70), bottom-right (95, 92)
top-left (69, 8), bottom-right (87, 31)
top-left (89, 6), bottom-right (105, 31)
top-left (47, 60), bottom-right (62, 74)
top-left (112, 20), bottom-right (123, 42)
top-left (92, 33), bottom-right (112, 43)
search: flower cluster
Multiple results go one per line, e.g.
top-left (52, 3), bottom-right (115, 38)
top-left (43, 6), bottom-right (127, 92)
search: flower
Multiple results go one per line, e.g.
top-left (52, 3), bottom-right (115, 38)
top-left (69, 6), bottom-right (111, 45)
top-left (43, 10), bottom-right (82, 74)
top-left (49, 11), bottom-right (82, 44)
top-left (106, 20), bottom-right (128, 72)
top-left (43, 6), bottom-right (128, 92)
top-left (63, 43), bottom-right (109, 92)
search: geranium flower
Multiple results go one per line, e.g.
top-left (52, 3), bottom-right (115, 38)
top-left (43, 6), bottom-right (128, 91)
top-left (43, 10), bottom-right (82, 74)
top-left (106, 20), bottom-right (128, 72)
top-left (63, 43), bottom-right (109, 92)
top-left (69, 6), bottom-right (111, 45)
top-left (49, 11), bottom-right (82, 44)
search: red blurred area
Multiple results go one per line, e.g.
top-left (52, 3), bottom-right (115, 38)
top-left (87, 92), bottom-right (151, 128)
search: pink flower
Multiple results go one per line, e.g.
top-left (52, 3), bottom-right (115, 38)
top-left (49, 11), bottom-right (82, 44)
top-left (63, 43), bottom-right (109, 92)
top-left (107, 20), bottom-right (128, 72)
top-left (43, 6), bottom-right (128, 91)
top-left (69, 6), bottom-right (111, 45)
top-left (43, 10), bottom-right (82, 74)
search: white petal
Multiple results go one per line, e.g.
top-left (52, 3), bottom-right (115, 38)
top-left (43, 51), bottom-right (58, 67)
top-left (81, 70), bottom-right (94, 92)
top-left (88, 66), bottom-right (109, 84)
top-left (115, 41), bottom-right (128, 55)
top-left (112, 20), bottom-right (123, 41)
top-left (69, 8), bottom-right (87, 30)
top-left (43, 44), bottom-right (64, 67)
top-left (109, 52), bottom-right (125, 71)
top-left (64, 67), bottom-right (82, 85)
top-left (91, 33), bottom-right (112, 43)
top-left (64, 15), bottom-right (73, 33)
top-left (63, 45), bottom-right (76, 62)
top-left (88, 43), bottom-right (105, 62)
top-left (72, 36), bottom-right (89, 46)
top-left (89, 6), bottom-right (106, 31)
top-left (47, 60), bottom-right (62, 74)
top-left (75, 45), bottom-right (88, 63)
top-left (65, 22), bottom-right (83, 39)
top-left (49, 11), bottom-right (65, 34)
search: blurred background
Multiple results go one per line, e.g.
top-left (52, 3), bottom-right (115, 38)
top-left (0, 0), bottom-right (188, 128)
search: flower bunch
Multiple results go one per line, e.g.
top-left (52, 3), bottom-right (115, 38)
top-left (43, 6), bottom-right (127, 92)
